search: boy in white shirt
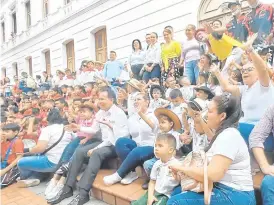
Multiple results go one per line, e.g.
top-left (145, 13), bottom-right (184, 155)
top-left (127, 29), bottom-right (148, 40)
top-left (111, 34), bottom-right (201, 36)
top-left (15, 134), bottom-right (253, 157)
top-left (142, 108), bottom-right (182, 190)
top-left (149, 85), bottom-right (170, 111)
top-left (169, 89), bottom-right (187, 125)
top-left (132, 133), bottom-right (179, 205)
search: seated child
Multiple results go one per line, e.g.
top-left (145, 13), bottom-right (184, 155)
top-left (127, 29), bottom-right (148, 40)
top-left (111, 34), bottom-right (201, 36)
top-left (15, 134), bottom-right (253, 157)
top-left (179, 76), bottom-right (194, 101)
top-left (169, 89), bottom-right (187, 125)
top-left (142, 108), bottom-right (182, 190)
top-left (149, 85), bottom-right (169, 111)
top-left (165, 76), bottom-right (179, 100)
top-left (208, 74), bottom-right (222, 96)
top-left (194, 86), bottom-right (214, 107)
top-left (1, 123), bottom-right (24, 188)
top-left (132, 134), bottom-right (179, 205)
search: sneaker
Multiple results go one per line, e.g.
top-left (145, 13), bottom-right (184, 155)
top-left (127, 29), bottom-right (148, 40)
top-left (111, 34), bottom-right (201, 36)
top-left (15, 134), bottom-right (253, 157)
top-left (67, 194), bottom-right (89, 205)
top-left (103, 172), bottom-right (122, 186)
top-left (47, 186), bottom-right (73, 205)
top-left (17, 179), bottom-right (40, 188)
top-left (46, 183), bottom-right (64, 200)
top-left (45, 179), bottom-right (57, 198)
top-left (121, 172), bottom-right (139, 185)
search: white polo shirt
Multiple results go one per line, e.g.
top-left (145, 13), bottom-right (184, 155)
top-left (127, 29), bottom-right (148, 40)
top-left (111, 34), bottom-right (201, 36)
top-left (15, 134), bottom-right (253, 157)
top-left (150, 157), bottom-right (180, 197)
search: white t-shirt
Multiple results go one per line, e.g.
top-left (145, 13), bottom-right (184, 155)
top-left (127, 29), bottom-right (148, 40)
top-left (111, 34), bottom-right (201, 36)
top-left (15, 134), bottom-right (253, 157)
top-left (180, 86), bottom-right (194, 101)
top-left (150, 157), bottom-right (180, 197)
top-left (239, 81), bottom-right (274, 124)
top-left (134, 111), bottom-right (159, 146)
top-left (39, 124), bottom-right (74, 164)
top-left (207, 128), bottom-right (253, 191)
top-left (149, 98), bottom-right (170, 111)
top-left (170, 103), bottom-right (187, 126)
top-left (188, 118), bottom-right (208, 152)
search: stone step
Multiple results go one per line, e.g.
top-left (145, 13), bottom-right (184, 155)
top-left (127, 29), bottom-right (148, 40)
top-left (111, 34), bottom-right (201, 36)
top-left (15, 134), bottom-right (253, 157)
top-left (91, 169), bottom-right (147, 205)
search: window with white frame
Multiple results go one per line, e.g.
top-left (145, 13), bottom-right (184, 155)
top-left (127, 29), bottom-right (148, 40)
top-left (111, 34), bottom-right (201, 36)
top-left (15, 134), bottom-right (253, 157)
top-left (25, 1), bottom-right (31, 28)
top-left (12, 12), bottom-right (17, 34)
top-left (43, 0), bottom-right (49, 18)
top-left (64, 0), bottom-right (71, 5)
top-left (1, 21), bottom-right (5, 43)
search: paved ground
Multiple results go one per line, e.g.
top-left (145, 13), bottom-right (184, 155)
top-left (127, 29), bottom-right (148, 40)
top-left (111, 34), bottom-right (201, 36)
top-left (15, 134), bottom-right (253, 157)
top-left (1, 182), bottom-right (108, 205)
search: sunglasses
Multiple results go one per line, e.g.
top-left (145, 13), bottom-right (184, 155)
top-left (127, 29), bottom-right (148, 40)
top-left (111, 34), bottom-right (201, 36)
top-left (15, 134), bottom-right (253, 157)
top-left (241, 67), bottom-right (254, 74)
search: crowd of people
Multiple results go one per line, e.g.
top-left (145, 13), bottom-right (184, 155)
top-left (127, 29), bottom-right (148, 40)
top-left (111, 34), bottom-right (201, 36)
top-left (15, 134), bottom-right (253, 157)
top-left (1, 0), bottom-right (274, 205)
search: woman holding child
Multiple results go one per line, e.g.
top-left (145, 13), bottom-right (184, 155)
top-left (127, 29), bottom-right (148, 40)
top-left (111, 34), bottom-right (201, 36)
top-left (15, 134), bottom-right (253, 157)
top-left (167, 94), bottom-right (255, 205)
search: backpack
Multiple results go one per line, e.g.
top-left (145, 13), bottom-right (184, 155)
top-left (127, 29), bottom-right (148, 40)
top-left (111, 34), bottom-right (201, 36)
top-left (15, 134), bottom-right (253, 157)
top-left (26, 77), bottom-right (37, 89)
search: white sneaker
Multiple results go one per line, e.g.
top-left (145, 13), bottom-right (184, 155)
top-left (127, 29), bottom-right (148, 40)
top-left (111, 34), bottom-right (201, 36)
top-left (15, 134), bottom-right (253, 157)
top-left (121, 172), bottom-right (139, 185)
top-left (17, 179), bottom-right (40, 188)
top-left (103, 172), bottom-right (122, 186)
top-left (44, 179), bottom-right (57, 198)
top-left (46, 183), bottom-right (64, 200)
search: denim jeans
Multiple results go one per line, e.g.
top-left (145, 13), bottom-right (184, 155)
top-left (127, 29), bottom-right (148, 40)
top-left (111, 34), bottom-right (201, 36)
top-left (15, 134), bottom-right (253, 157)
top-left (142, 64), bottom-right (161, 83)
top-left (115, 137), bottom-right (154, 178)
top-left (18, 155), bottom-right (57, 180)
top-left (261, 175), bottom-right (274, 205)
top-left (168, 183), bottom-right (256, 205)
top-left (59, 137), bottom-right (81, 164)
top-left (143, 157), bottom-right (158, 176)
top-left (184, 60), bottom-right (199, 85)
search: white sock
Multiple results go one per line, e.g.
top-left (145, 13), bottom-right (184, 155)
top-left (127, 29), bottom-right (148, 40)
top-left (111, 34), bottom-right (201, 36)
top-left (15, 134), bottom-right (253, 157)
top-left (104, 172), bottom-right (122, 185)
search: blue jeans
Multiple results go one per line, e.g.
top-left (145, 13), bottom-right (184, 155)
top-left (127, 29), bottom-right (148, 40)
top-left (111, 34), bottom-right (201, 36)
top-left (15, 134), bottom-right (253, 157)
top-left (143, 157), bottom-right (158, 176)
top-left (168, 183), bottom-right (255, 205)
top-left (261, 175), bottom-right (274, 205)
top-left (185, 60), bottom-right (199, 85)
top-left (115, 137), bottom-right (154, 178)
top-left (18, 155), bottom-right (57, 180)
top-left (142, 64), bottom-right (161, 83)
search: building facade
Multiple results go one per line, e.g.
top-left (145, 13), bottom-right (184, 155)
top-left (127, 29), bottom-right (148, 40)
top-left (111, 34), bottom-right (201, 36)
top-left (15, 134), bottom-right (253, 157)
top-left (0, 0), bottom-right (256, 80)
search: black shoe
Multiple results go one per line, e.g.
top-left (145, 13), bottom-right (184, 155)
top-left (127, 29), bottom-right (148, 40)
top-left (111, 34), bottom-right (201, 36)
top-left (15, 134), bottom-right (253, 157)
top-left (67, 194), bottom-right (89, 205)
top-left (142, 180), bottom-right (149, 190)
top-left (47, 186), bottom-right (73, 204)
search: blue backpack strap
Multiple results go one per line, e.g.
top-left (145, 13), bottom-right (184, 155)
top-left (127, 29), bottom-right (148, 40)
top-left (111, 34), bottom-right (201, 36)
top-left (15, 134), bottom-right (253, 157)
top-left (1, 137), bottom-right (18, 169)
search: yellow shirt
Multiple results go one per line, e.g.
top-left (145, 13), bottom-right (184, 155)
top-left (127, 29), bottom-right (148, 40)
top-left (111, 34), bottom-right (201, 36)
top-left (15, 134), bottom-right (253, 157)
top-left (161, 41), bottom-right (182, 71)
top-left (208, 34), bottom-right (242, 61)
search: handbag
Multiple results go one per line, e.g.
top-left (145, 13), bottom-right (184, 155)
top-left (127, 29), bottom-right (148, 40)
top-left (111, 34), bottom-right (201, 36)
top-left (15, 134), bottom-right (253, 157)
top-left (177, 150), bottom-right (213, 205)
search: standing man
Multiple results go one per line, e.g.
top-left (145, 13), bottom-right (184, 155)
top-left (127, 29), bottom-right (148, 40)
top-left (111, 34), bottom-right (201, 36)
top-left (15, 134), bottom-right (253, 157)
top-left (226, 1), bottom-right (249, 43)
top-left (103, 51), bottom-right (124, 82)
top-left (145, 33), bottom-right (151, 50)
top-left (48, 87), bottom-right (129, 205)
top-left (245, 0), bottom-right (274, 45)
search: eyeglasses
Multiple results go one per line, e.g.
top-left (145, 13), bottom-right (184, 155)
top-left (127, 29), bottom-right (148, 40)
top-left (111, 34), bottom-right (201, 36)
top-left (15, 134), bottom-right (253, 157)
top-left (241, 67), bottom-right (254, 74)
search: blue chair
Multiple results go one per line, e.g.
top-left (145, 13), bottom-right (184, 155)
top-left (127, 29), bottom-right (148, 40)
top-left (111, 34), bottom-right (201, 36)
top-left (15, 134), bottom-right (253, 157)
top-left (238, 123), bottom-right (274, 152)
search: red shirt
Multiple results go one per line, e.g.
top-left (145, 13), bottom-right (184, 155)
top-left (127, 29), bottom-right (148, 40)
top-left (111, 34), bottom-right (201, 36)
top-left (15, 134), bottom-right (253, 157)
top-left (1, 138), bottom-right (24, 165)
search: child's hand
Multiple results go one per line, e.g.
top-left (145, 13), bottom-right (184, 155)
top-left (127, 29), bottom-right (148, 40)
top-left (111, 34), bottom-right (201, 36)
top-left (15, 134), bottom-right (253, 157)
top-left (80, 138), bottom-right (89, 145)
top-left (147, 195), bottom-right (158, 205)
top-left (87, 149), bottom-right (94, 157)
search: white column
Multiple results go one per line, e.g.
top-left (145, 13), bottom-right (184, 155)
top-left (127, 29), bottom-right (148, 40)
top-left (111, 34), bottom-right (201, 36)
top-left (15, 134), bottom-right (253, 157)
top-left (17, 1), bottom-right (25, 33)
top-left (30, 0), bottom-right (43, 25)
